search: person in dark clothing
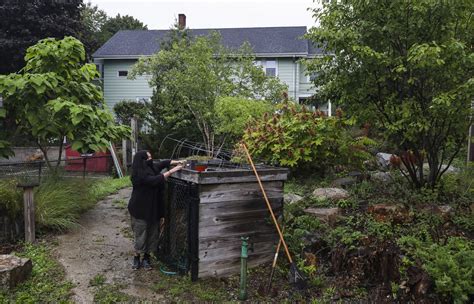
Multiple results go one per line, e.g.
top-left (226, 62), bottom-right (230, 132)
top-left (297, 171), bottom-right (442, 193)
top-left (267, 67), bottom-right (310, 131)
top-left (128, 150), bottom-right (184, 270)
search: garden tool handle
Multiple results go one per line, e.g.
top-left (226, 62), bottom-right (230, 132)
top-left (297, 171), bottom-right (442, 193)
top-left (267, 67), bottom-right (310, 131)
top-left (241, 143), bottom-right (293, 264)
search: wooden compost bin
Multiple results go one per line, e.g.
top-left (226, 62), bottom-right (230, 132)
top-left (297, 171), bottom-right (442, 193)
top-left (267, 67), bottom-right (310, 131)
top-left (170, 165), bottom-right (288, 279)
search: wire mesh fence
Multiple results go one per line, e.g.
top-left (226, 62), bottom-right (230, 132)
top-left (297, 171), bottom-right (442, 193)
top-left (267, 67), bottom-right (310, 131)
top-left (0, 155), bottom-right (115, 182)
top-left (160, 177), bottom-right (199, 280)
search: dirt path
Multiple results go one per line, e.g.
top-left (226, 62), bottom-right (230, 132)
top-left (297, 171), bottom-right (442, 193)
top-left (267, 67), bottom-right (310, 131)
top-left (55, 187), bottom-right (163, 303)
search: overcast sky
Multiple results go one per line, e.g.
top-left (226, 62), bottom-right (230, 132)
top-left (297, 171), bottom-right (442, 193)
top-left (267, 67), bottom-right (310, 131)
top-left (88, 0), bottom-right (319, 30)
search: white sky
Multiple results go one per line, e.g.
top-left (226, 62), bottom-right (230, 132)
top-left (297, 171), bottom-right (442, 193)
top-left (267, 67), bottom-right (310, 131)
top-left (88, 0), bottom-right (319, 30)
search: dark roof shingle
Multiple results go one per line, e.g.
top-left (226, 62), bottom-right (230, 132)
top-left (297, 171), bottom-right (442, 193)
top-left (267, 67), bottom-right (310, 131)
top-left (93, 26), bottom-right (321, 58)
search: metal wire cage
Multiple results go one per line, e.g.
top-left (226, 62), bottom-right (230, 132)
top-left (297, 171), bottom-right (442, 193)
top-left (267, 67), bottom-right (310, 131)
top-left (159, 177), bottom-right (199, 280)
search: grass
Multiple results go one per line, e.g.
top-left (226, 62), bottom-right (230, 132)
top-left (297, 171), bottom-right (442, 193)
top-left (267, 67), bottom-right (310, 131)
top-left (36, 176), bottom-right (131, 231)
top-left (0, 242), bottom-right (74, 303)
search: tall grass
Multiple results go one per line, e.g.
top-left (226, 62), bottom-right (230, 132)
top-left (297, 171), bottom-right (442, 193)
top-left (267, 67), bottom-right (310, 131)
top-left (0, 179), bottom-right (22, 217)
top-left (34, 176), bottom-right (131, 231)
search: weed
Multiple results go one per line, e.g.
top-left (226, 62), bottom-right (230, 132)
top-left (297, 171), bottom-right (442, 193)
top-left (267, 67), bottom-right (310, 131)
top-left (93, 283), bottom-right (132, 303)
top-left (112, 199), bottom-right (127, 209)
top-left (89, 274), bottom-right (106, 287)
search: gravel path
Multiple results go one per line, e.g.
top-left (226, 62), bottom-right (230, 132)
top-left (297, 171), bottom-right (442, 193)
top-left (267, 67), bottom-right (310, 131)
top-left (55, 187), bottom-right (163, 303)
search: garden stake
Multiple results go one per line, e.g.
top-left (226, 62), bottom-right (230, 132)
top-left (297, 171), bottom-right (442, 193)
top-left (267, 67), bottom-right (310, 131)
top-left (241, 143), bottom-right (307, 289)
top-left (239, 236), bottom-right (249, 300)
top-left (267, 229), bottom-right (283, 293)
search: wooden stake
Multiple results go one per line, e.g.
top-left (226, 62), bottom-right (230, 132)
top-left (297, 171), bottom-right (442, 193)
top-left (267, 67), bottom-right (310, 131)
top-left (22, 186), bottom-right (36, 243)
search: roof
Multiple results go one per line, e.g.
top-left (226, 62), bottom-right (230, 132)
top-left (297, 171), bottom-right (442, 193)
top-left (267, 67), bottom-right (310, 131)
top-left (92, 26), bottom-right (322, 59)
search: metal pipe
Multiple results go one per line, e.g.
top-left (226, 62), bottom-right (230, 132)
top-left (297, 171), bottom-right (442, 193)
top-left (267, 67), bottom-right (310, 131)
top-left (239, 236), bottom-right (249, 300)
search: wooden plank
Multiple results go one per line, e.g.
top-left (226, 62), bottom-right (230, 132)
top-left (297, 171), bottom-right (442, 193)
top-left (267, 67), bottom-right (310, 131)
top-left (199, 237), bottom-right (278, 261)
top-left (199, 205), bottom-right (282, 226)
top-left (199, 182), bottom-right (283, 204)
top-left (173, 168), bottom-right (288, 184)
top-left (199, 232), bottom-right (277, 250)
top-left (199, 218), bottom-right (276, 239)
top-left (199, 197), bottom-right (282, 218)
top-left (199, 251), bottom-right (274, 277)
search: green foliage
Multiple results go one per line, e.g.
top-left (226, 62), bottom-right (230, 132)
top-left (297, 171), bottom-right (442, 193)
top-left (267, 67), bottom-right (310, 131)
top-left (80, 3), bottom-right (147, 56)
top-left (93, 283), bottom-right (132, 303)
top-left (39, 176), bottom-right (130, 231)
top-left (131, 27), bottom-right (287, 154)
top-left (215, 96), bottom-right (275, 144)
top-left (0, 0), bottom-right (82, 74)
top-left (0, 242), bottom-right (74, 303)
top-left (306, 0), bottom-right (474, 188)
top-left (0, 37), bottom-right (130, 164)
top-left (243, 101), bottom-right (375, 173)
top-left (113, 99), bottom-right (149, 126)
top-left (398, 236), bottom-right (474, 303)
top-left (89, 274), bottom-right (106, 287)
top-left (0, 179), bottom-right (22, 217)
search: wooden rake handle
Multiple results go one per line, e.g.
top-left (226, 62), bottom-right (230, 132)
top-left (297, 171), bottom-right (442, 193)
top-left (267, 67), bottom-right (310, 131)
top-left (241, 143), bottom-right (293, 264)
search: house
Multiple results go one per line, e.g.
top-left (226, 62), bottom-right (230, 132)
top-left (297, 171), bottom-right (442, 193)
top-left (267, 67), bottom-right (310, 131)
top-left (93, 15), bottom-right (326, 112)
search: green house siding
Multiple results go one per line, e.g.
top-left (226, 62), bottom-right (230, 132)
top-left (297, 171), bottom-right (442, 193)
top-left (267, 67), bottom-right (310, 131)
top-left (99, 58), bottom-right (317, 109)
top-left (102, 59), bottom-right (153, 110)
top-left (277, 58), bottom-right (297, 99)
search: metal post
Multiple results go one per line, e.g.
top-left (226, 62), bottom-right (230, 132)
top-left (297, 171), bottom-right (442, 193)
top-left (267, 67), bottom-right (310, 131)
top-left (239, 236), bottom-right (249, 300)
top-left (82, 157), bottom-right (87, 179)
top-left (22, 186), bottom-right (36, 243)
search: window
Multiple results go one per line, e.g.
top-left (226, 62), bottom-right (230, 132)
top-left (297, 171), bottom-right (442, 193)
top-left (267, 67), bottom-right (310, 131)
top-left (265, 60), bottom-right (277, 77)
top-left (117, 70), bottom-right (128, 77)
top-left (254, 59), bottom-right (277, 77)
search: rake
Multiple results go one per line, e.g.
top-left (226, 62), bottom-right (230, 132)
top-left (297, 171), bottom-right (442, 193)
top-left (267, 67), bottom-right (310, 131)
top-left (241, 143), bottom-right (307, 289)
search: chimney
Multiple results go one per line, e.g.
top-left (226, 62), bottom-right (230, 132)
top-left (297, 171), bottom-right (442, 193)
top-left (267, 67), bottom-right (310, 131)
top-left (178, 14), bottom-right (186, 29)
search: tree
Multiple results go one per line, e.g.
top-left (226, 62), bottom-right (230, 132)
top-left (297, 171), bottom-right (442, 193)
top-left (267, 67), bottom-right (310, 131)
top-left (306, 0), bottom-right (474, 188)
top-left (0, 37), bottom-right (130, 167)
top-left (79, 1), bottom-right (108, 56)
top-left (0, 0), bottom-right (83, 74)
top-left (100, 13), bottom-right (147, 42)
top-left (131, 31), bottom-right (288, 155)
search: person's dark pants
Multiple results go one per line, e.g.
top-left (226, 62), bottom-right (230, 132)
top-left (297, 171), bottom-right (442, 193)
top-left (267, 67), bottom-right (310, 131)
top-left (131, 216), bottom-right (159, 255)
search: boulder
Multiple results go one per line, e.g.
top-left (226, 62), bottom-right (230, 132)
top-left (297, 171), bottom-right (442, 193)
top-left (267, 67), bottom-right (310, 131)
top-left (312, 187), bottom-right (350, 201)
top-left (304, 207), bottom-right (342, 225)
top-left (376, 152), bottom-right (395, 170)
top-left (284, 193), bottom-right (303, 205)
top-left (368, 204), bottom-right (410, 223)
top-left (331, 176), bottom-right (357, 189)
top-left (423, 163), bottom-right (459, 174)
top-left (371, 171), bottom-right (392, 183)
top-left (0, 254), bottom-right (32, 290)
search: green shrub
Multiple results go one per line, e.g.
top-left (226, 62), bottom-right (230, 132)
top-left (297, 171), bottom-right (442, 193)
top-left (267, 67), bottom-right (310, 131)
top-left (215, 96), bottom-right (275, 144)
top-left (243, 101), bottom-right (375, 174)
top-left (0, 179), bottom-right (22, 217)
top-left (398, 236), bottom-right (474, 303)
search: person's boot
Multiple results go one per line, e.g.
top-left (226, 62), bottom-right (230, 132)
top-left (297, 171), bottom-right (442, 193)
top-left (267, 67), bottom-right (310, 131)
top-left (142, 253), bottom-right (152, 270)
top-left (132, 254), bottom-right (141, 270)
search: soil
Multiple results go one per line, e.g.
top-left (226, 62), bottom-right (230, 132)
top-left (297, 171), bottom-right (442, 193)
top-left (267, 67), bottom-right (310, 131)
top-left (54, 187), bottom-right (163, 303)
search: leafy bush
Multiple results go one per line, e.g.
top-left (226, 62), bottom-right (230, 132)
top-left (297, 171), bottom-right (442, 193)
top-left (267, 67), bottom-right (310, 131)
top-left (215, 96), bottom-right (275, 144)
top-left (243, 101), bottom-right (375, 174)
top-left (113, 99), bottom-right (149, 126)
top-left (0, 179), bottom-right (22, 217)
top-left (398, 236), bottom-right (474, 303)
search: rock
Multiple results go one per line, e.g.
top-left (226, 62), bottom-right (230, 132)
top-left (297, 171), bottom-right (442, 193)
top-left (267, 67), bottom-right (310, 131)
top-left (371, 171), bottom-right (392, 183)
top-left (284, 193), bottom-right (303, 205)
top-left (331, 176), bottom-right (357, 189)
top-left (368, 204), bottom-right (409, 223)
top-left (376, 152), bottom-right (395, 169)
top-left (304, 207), bottom-right (342, 225)
top-left (312, 188), bottom-right (350, 201)
top-left (423, 163), bottom-right (459, 174)
top-left (0, 254), bottom-right (32, 290)
top-left (434, 205), bottom-right (453, 219)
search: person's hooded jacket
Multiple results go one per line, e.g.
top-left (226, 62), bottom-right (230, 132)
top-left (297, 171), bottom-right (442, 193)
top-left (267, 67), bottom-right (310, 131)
top-left (128, 150), bottom-right (171, 223)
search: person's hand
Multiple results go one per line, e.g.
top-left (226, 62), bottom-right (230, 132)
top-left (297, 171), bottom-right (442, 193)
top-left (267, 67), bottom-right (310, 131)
top-left (170, 165), bottom-right (183, 173)
top-left (171, 160), bottom-right (186, 166)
